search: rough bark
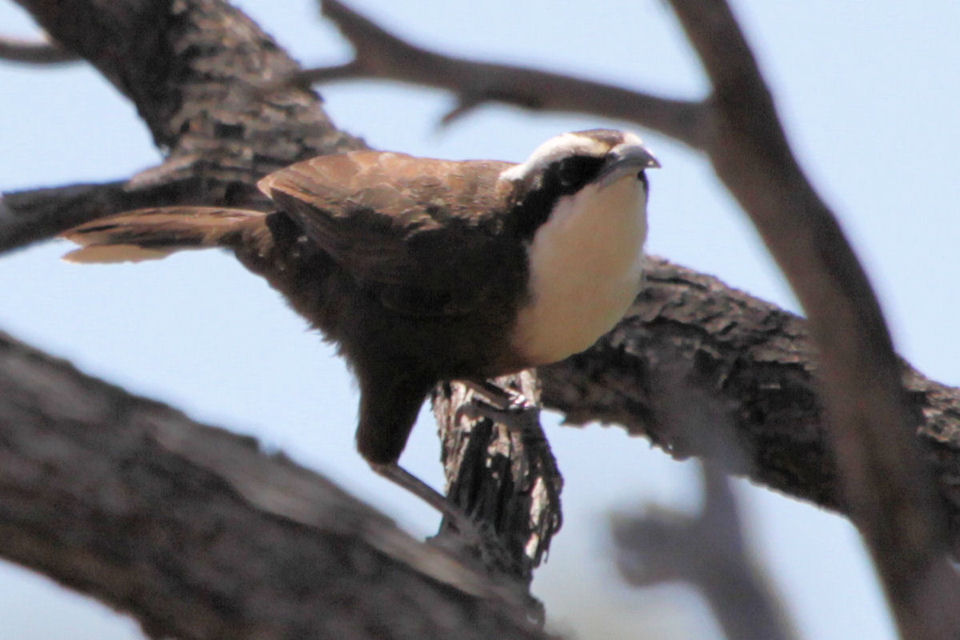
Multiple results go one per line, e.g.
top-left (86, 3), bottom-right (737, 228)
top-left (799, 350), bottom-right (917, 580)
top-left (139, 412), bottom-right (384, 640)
top-left (5, 0), bottom-right (960, 636)
top-left (542, 258), bottom-right (960, 533)
top-left (4, 0), bottom-right (362, 254)
top-left (0, 330), bottom-right (548, 640)
top-left (432, 371), bottom-right (563, 584)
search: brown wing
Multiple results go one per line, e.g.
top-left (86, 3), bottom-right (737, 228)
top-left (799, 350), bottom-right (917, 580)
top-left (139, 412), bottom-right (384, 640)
top-left (257, 151), bottom-right (518, 316)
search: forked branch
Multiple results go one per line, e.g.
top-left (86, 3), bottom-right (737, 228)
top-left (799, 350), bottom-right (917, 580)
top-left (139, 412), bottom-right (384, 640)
top-left (284, 0), bottom-right (708, 148)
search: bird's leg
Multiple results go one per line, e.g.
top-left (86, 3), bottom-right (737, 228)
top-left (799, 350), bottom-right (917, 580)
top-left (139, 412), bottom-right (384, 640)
top-left (370, 462), bottom-right (482, 541)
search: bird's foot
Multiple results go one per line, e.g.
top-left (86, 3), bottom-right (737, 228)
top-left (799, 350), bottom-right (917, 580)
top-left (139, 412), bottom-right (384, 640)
top-left (456, 378), bottom-right (540, 433)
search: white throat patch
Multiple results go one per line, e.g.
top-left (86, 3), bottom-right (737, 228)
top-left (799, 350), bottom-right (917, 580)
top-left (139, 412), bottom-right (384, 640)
top-left (510, 173), bottom-right (648, 365)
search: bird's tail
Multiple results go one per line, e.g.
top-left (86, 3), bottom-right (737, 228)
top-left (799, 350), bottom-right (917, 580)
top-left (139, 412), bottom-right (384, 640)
top-left (61, 206), bottom-right (267, 263)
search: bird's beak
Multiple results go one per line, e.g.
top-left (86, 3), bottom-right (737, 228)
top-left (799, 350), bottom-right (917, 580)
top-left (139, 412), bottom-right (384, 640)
top-left (596, 143), bottom-right (660, 188)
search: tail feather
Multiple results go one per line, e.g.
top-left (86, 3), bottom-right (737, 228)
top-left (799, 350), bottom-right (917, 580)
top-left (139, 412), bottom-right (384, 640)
top-left (62, 206), bottom-right (267, 264)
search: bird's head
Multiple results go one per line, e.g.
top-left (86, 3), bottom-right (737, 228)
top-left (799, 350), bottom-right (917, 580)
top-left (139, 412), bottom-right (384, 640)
top-left (501, 129), bottom-right (659, 239)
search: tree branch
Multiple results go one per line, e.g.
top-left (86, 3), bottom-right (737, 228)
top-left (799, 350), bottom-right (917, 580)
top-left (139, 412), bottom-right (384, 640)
top-left (542, 258), bottom-right (960, 526)
top-left (612, 463), bottom-right (798, 640)
top-left (280, 0), bottom-right (708, 149)
top-left (433, 372), bottom-right (563, 584)
top-left (665, 1), bottom-right (960, 636)
top-left (0, 174), bottom-right (207, 253)
top-left (0, 330), bottom-right (547, 640)
top-left (0, 33), bottom-right (79, 64)
top-left (5, 249), bottom-right (960, 635)
top-left (15, 0), bottom-right (363, 199)
top-left (8, 0), bottom-right (960, 634)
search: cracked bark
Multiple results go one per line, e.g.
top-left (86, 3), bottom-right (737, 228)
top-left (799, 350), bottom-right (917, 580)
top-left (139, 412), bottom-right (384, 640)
top-left (0, 330), bottom-right (548, 640)
top-left (4, 0), bottom-right (960, 637)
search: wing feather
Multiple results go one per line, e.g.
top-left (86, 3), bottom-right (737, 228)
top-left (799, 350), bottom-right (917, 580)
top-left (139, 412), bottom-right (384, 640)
top-left (259, 152), bottom-right (518, 316)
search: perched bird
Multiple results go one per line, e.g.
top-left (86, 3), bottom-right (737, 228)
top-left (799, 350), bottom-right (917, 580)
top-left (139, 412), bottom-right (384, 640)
top-left (62, 129), bottom-right (658, 509)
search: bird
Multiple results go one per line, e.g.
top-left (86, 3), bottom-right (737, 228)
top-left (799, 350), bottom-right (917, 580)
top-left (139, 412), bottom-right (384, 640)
top-left (62, 128), bottom-right (658, 515)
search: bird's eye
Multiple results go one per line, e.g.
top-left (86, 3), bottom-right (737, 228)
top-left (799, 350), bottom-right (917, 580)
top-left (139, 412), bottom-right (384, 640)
top-left (558, 161), bottom-right (582, 188)
top-left (556, 156), bottom-right (603, 191)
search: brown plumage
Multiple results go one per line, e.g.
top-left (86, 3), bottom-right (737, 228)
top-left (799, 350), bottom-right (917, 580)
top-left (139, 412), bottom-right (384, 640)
top-left (63, 130), bottom-right (657, 466)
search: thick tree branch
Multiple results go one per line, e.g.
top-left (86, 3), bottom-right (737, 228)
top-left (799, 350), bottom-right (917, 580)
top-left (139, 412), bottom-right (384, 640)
top-left (4, 0), bottom-right (361, 250)
top-left (0, 330), bottom-right (547, 640)
top-left (542, 258), bottom-right (960, 528)
top-left (666, 1), bottom-right (960, 637)
top-left (14, 0), bottom-right (362, 207)
top-left (1, 182), bottom-right (123, 251)
top-left (5, 251), bottom-right (960, 636)
top-left (0, 33), bottom-right (79, 64)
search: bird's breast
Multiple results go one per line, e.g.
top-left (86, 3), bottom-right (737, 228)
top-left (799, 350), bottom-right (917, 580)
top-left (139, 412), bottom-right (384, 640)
top-left (510, 175), bottom-right (647, 365)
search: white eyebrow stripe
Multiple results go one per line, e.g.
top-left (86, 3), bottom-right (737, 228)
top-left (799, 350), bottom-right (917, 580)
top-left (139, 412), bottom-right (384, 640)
top-left (499, 133), bottom-right (609, 182)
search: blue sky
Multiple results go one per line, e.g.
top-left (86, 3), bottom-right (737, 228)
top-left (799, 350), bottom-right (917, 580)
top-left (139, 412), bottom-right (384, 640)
top-left (2, 1), bottom-right (958, 638)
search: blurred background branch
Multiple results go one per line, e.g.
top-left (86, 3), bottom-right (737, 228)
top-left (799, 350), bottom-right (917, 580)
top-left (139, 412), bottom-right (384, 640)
top-left (612, 463), bottom-right (798, 640)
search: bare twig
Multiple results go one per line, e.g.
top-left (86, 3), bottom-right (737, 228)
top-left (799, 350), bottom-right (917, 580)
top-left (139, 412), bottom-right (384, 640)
top-left (0, 154), bottom-right (278, 254)
top-left (0, 175), bottom-right (209, 253)
top-left (279, 0), bottom-right (709, 148)
top-left (0, 182), bottom-right (127, 252)
top-left (613, 463), bottom-right (798, 640)
top-left (665, 1), bottom-right (960, 637)
top-left (0, 33), bottom-right (78, 64)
